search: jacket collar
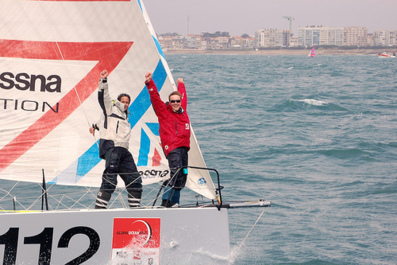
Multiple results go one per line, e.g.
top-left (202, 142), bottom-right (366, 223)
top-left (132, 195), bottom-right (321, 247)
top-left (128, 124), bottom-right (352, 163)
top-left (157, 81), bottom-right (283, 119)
top-left (115, 100), bottom-right (130, 115)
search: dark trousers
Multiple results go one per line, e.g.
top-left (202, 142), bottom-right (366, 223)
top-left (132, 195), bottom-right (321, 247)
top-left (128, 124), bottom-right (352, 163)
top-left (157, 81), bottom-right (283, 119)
top-left (96, 147), bottom-right (142, 209)
top-left (100, 147), bottom-right (142, 193)
top-left (162, 147), bottom-right (188, 204)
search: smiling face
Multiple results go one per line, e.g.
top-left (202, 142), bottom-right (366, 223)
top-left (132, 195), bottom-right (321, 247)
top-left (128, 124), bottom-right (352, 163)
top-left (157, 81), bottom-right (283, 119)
top-left (169, 95), bottom-right (181, 112)
top-left (119, 96), bottom-right (130, 111)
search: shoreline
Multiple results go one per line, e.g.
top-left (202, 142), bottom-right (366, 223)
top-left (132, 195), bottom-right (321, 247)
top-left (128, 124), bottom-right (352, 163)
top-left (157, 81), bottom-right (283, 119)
top-left (164, 48), bottom-right (396, 56)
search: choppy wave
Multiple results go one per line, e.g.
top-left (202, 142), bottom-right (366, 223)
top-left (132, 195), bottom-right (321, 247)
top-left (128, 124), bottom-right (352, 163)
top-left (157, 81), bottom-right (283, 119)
top-left (270, 98), bottom-right (349, 112)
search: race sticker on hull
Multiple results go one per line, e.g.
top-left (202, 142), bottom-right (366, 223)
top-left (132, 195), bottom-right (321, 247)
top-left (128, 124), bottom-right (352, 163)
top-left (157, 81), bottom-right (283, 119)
top-left (112, 218), bottom-right (161, 265)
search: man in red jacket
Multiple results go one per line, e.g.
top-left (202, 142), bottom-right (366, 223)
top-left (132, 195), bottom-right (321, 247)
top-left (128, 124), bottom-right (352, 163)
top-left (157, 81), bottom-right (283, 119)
top-left (145, 72), bottom-right (190, 207)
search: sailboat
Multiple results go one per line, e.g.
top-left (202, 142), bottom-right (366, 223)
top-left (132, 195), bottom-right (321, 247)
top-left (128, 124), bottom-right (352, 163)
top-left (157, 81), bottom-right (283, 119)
top-left (0, 0), bottom-right (269, 264)
top-left (308, 45), bottom-right (315, 57)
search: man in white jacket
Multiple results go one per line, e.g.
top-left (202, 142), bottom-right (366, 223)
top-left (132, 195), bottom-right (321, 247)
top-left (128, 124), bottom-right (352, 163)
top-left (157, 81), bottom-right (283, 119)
top-left (94, 70), bottom-right (142, 209)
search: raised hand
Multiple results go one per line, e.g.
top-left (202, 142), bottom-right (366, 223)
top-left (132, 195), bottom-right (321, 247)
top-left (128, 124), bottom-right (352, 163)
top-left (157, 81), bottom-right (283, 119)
top-left (145, 72), bottom-right (152, 82)
top-left (100, 70), bottom-right (108, 79)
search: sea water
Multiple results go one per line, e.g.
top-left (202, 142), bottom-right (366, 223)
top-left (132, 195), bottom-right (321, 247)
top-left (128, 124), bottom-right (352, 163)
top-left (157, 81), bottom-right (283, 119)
top-left (1, 54), bottom-right (396, 265)
top-left (165, 54), bottom-right (396, 265)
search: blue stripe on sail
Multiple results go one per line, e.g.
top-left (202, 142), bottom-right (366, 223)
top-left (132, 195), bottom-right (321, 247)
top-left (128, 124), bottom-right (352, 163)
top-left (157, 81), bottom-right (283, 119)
top-left (137, 0), bottom-right (161, 59)
top-left (137, 129), bottom-right (150, 166)
top-left (153, 60), bottom-right (168, 89)
top-left (137, 0), bottom-right (143, 12)
top-left (137, 123), bottom-right (160, 166)
top-left (146, 123), bottom-right (160, 136)
top-left (152, 36), bottom-right (165, 59)
top-left (76, 141), bottom-right (101, 180)
top-left (128, 60), bottom-right (167, 128)
top-left (52, 59), bottom-right (167, 184)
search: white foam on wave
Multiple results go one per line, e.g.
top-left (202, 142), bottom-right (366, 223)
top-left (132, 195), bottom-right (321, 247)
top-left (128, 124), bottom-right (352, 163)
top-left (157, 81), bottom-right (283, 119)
top-left (299, 99), bottom-right (328, 106)
top-left (191, 248), bottom-right (230, 263)
top-left (134, 247), bottom-right (230, 265)
top-left (229, 245), bottom-right (242, 264)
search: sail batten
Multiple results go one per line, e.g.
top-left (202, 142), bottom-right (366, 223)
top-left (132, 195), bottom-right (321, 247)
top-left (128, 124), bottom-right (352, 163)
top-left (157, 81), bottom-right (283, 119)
top-left (0, 0), bottom-right (216, 199)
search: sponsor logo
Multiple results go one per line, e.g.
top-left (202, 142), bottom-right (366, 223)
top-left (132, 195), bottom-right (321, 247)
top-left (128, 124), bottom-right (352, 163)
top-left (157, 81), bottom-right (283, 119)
top-left (112, 218), bottom-right (161, 264)
top-left (115, 220), bottom-right (152, 245)
top-left (113, 218), bottom-right (160, 249)
top-left (0, 72), bottom-right (62, 92)
top-left (197, 177), bottom-right (207, 186)
top-left (139, 170), bottom-right (169, 179)
top-left (185, 123), bottom-right (189, 130)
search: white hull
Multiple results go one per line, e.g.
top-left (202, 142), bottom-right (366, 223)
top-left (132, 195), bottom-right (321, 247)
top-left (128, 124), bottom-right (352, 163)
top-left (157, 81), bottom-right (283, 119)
top-left (0, 207), bottom-right (230, 264)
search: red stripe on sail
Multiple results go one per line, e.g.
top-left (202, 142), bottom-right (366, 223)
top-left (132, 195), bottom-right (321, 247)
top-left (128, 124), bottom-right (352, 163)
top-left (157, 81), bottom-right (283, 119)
top-left (152, 148), bottom-right (162, 167)
top-left (0, 40), bottom-right (133, 173)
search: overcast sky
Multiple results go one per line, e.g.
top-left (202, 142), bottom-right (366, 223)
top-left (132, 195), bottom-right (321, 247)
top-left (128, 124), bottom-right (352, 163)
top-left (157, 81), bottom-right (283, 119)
top-left (144, 0), bottom-right (397, 36)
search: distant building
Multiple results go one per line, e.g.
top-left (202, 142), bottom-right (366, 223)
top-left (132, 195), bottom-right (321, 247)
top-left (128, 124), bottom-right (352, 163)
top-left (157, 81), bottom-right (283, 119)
top-left (298, 26), bottom-right (343, 47)
top-left (218, 36), bottom-right (230, 49)
top-left (186, 35), bottom-right (202, 49)
top-left (228, 36), bottom-right (255, 49)
top-left (323, 27), bottom-right (344, 46)
top-left (297, 26), bottom-right (367, 47)
top-left (343, 27), bottom-right (367, 46)
top-left (158, 35), bottom-right (186, 50)
top-left (289, 36), bottom-right (298, 47)
top-left (371, 30), bottom-right (397, 46)
top-left (282, 30), bottom-right (292, 47)
top-left (255, 29), bottom-right (284, 48)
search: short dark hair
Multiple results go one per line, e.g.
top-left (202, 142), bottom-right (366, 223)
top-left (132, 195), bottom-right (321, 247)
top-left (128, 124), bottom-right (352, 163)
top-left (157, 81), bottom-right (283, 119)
top-left (117, 93), bottom-right (131, 103)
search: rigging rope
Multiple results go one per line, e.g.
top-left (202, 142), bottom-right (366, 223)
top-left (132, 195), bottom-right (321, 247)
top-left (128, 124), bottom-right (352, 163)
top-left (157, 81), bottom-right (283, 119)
top-left (232, 207), bottom-right (267, 260)
top-left (35, 0), bottom-right (99, 146)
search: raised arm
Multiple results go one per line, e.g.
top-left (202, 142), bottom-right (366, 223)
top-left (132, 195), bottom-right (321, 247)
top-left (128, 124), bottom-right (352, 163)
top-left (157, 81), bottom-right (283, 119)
top-left (145, 72), bottom-right (167, 117)
top-left (177, 78), bottom-right (187, 111)
top-left (98, 70), bottom-right (113, 116)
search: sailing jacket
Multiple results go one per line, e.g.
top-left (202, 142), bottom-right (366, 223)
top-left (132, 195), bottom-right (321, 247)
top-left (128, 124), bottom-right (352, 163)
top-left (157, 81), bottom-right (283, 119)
top-left (145, 79), bottom-right (191, 157)
top-left (97, 80), bottom-right (131, 159)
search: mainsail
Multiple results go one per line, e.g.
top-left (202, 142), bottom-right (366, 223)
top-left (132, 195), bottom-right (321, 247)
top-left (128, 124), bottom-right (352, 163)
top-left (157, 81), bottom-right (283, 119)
top-left (0, 0), bottom-right (216, 200)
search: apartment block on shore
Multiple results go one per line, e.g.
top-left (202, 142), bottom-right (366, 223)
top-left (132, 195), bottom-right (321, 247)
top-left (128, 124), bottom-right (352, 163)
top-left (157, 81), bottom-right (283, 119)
top-left (158, 27), bottom-right (397, 51)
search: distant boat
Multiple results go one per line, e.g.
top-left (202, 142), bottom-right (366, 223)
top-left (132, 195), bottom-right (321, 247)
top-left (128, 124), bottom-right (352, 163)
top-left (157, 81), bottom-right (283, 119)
top-left (308, 45), bottom-right (315, 57)
top-left (377, 52), bottom-right (396, 58)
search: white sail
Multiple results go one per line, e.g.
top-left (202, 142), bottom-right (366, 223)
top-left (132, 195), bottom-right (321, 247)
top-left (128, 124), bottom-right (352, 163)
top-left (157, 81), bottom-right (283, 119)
top-left (0, 0), bottom-right (216, 200)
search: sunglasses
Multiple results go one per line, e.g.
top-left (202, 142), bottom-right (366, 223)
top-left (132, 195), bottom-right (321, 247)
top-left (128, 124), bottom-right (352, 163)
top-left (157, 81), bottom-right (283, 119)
top-left (170, 100), bottom-right (181, 103)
